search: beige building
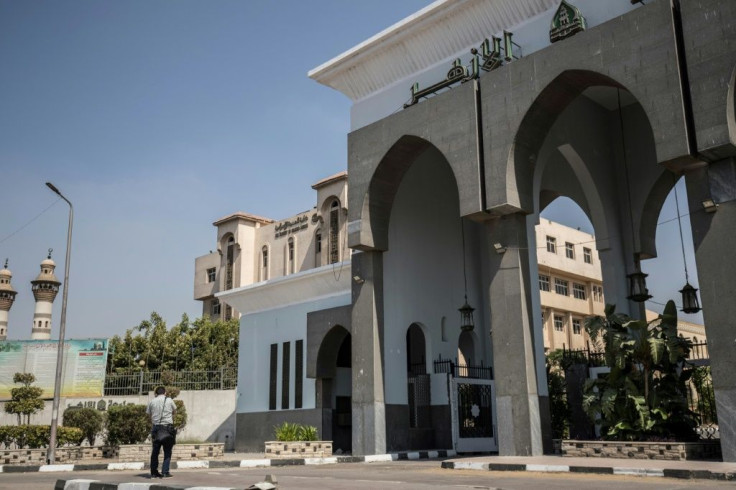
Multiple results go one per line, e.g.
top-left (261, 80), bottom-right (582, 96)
top-left (536, 219), bottom-right (604, 352)
top-left (193, 172), bottom-right (349, 319)
top-left (537, 219), bottom-right (707, 353)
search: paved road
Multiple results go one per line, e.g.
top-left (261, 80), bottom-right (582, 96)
top-left (2, 461), bottom-right (733, 490)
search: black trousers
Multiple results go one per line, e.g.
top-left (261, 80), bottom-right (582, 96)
top-left (150, 427), bottom-right (175, 474)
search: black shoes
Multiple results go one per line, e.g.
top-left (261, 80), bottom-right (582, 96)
top-left (162, 473), bottom-right (173, 478)
top-left (151, 471), bottom-right (162, 478)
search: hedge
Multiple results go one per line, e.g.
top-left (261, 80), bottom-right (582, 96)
top-left (0, 425), bottom-right (83, 449)
top-left (105, 404), bottom-right (150, 446)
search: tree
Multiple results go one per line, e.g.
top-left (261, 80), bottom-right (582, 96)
top-left (582, 301), bottom-right (698, 441)
top-left (107, 313), bottom-right (239, 373)
top-left (4, 373), bottom-right (44, 425)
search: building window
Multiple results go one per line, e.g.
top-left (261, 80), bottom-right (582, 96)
top-left (287, 238), bottom-right (295, 274)
top-left (565, 242), bottom-right (575, 259)
top-left (583, 247), bottom-right (592, 264)
top-left (539, 274), bottom-right (550, 292)
top-left (206, 268), bottom-right (216, 283)
top-left (268, 344), bottom-right (277, 410)
top-left (329, 200), bottom-right (340, 264)
top-left (554, 315), bottom-right (564, 332)
top-left (226, 236), bottom-right (234, 290)
top-left (211, 299), bottom-right (221, 317)
top-left (295, 340), bottom-right (303, 409)
top-left (282, 341), bottom-right (290, 410)
top-left (572, 318), bottom-right (582, 335)
top-left (554, 278), bottom-right (568, 296)
top-left (315, 232), bottom-right (321, 253)
top-left (261, 246), bottom-right (269, 281)
top-left (546, 236), bottom-right (557, 254)
top-left (592, 285), bottom-right (604, 302)
top-left (573, 283), bottom-right (587, 300)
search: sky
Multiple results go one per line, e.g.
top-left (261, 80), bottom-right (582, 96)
top-left (0, 0), bottom-right (703, 341)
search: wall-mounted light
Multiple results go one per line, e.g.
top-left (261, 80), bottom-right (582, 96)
top-left (493, 243), bottom-right (506, 254)
top-left (702, 199), bottom-right (718, 213)
top-left (353, 275), bottom-right (364, 284)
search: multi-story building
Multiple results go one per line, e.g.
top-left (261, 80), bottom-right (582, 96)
top-left (193, 172), bottom-right (348, 320)
top-left (535, 219), bottom-right (604, 352)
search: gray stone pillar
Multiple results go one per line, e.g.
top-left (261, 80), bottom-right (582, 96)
top-left (486, 213), bottom-right (545, 456)
top-left (350, 250), bottom-right (386, 456)
top-left (685, 159), bottom-right (736, 461)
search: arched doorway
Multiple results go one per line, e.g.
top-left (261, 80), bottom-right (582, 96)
top-left (406, 323), bottom-right (430, 430)
top-left (315, 325), bottom-right (352, 453)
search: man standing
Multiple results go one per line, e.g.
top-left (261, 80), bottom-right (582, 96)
top-left (146, 386), bottom-right (176, 478)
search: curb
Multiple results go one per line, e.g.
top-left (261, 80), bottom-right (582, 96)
top-left (440, 461), bottom-right (736, 481)
top-left (5, 449), bottom-right (456, 475)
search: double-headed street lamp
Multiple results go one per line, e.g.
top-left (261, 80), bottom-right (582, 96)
top-left (45, 182), bottom-right (73, 465)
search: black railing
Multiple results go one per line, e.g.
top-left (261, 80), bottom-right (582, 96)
top-left (561, 343), bottom-right (606, 367)
top-left (433, 357), bottom-right (493, 380)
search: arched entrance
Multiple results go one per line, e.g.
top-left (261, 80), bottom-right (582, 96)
top-left (406, 323), bottom-right (430, 430)
top-left (315, 325), bottom-right (352, 453)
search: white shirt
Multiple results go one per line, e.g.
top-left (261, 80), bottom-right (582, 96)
top-left (147, 395), bottom-right (176, 425)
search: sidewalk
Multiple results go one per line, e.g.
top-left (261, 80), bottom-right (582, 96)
top-left (442, 454), bottom-right (736, 480)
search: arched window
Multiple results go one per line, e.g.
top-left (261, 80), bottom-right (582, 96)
top-left (287, 238), bottom-right (295, 274)
top-left (261, 245), bottom-right (269, 281)
top-left (314, 229), bottom-right (322, 267)
top-left (226, 236), bottom-right (235, 290)
top-left (329, 200), bottom-right (340, 264)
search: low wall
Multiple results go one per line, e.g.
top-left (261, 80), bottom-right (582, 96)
top-left (0, 390), bottom-right (236, 448)
top-left (115, 443), bottom-right (224, 462)
top-left (561, 440), bottom-right (722, 460)
top-left (0, 443), bottom-right (224, 465)
top-left (0, 446), bottom-right (114, 465)
top-left (265, 441), bottom-right (332, 459)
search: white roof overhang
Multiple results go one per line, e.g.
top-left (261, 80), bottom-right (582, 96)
top-left (308, 0), bottom-right (559, 101)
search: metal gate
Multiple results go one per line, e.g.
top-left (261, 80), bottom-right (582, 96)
top-left (450, 377), bottom-right (497, 452)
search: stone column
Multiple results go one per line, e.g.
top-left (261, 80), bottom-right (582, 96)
top-left (685, 159), bottom-right (736, 461)
top-left (486, 213), bottom-right (545, 456)
top-left (350, 250), bottom-right (386, 456)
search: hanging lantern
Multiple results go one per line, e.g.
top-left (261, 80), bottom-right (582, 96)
top-left (459, 296), bottom-right (475, 332)
top-left (626, 269), bottom-right (652, 302)
top-left (679, 282), bottom-right (701, 314)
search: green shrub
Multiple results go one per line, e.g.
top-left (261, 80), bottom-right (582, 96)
top-left (0, 425), bottom-right (83, 448)
top-left (298, 424), bottom-right (318, 441)
top-left (173, 399), bottom-right (187, 431)
top-left (63, 407), bottom-right (104, 445)
top-left (105, 404), bottom-right (150, 446)
top-left (273, 422), bottom-right (319, 441)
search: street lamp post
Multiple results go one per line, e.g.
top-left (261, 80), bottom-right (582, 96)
top-left (45, 182), bottom-right (73, 465)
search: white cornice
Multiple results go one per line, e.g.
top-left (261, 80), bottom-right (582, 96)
top-left (308, 0), bottom-right (559, 102)
top-left (216, 261), bottom-right (351, 315)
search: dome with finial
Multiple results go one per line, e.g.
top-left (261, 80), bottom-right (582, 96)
top-left (0, 258), bottom-right (17, 309)
top-left (40, 248), bottom-right (56, 268)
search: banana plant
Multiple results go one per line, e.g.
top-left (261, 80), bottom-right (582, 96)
top-left (582, 301), bottom-right (698, 441)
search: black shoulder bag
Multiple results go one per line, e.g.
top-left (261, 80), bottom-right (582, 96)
top-left (154, 397), bottom-right (177, 444)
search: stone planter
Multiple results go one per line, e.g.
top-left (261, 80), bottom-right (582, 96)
top-left (0, 443), bottom-right (224, 465)
top-left (264, 440), bottom-right (332, 459)
top-left (0, 446), bottom-right (114, 465)
top-left (115, 443), bottom-right (224, 462)
top-left (561, 439), bottom-right (721, 461)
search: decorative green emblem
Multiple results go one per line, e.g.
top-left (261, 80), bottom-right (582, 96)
top-left (405, 31), bottom-right (518, 108)
top-left (549, 0), bottom-right (586, 43)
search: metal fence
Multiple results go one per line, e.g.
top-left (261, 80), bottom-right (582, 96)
top-left (433, 358), bottom-right (493, 380)
top-left (104, 367), bottom-right (237, 396)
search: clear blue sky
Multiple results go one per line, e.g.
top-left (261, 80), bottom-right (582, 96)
top-left (0, 0), bottom-right (702, 341)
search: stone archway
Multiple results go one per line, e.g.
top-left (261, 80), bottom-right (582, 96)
top-left (315, 325), bottom-right (352, 453)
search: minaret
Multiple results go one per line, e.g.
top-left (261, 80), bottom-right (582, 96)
top-left (0, 259), bottom-right (17, 341)
top-left (31, 249), bottom-right (61, 340)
